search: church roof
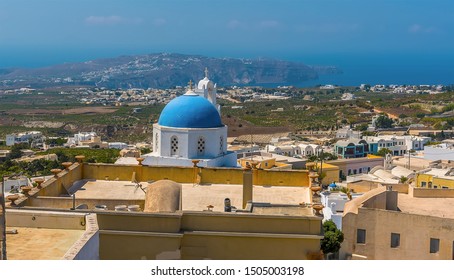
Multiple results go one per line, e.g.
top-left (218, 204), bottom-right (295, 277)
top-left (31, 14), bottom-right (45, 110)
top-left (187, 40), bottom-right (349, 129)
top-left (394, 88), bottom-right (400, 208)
top-left (158, 90), bottom-right (223, 128)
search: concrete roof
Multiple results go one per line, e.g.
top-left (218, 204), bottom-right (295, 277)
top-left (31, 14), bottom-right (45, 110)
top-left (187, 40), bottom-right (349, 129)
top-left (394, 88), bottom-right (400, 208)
top-left (114, 157), bottom-right (139, 165)
top-left (66, 179), bottom-right (312, 216)
top-left (70, 179), bottom-right (146, 200)
top-left (181, 183), bottom-right (312, 214)
top-left (5, 227), bottom-right (84, 260)
top-left (398, 193), bottom-right (454, 219)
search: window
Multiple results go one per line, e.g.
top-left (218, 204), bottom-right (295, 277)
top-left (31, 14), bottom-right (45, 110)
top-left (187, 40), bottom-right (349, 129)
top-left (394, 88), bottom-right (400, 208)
top-left (430, 238), bottom-right (440, 253)
top-left (421, 182), bottom-right (427, 188)
top-left (348, 169), bottom-right (352, 175)
top-left (391, 233), bottom-right (400, 248)
top-left (197, 136), bottom-right (205, 155)
top-left (219, 136), bottom-right (224, 154)
top-left (353, 169), bottom-right (357, 174)
top-left (170, 136), bottom-right (178, 156)
top-left (155, 133), bottom-right (159, 151)
top-left (357, 229), bottom-right (366, 244)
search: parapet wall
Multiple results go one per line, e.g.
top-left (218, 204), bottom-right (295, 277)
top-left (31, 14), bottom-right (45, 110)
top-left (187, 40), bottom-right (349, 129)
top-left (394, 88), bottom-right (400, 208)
top-left (410, 186), bottom-right (454, 198)
top-left (17, 161), bottom-right (309, 208)
top-left (97, 211), bottom-right (322, 260)
top-left (83, 164), bottom-right (309, 187)
top-left (348, 181), bottom-right (409, 194)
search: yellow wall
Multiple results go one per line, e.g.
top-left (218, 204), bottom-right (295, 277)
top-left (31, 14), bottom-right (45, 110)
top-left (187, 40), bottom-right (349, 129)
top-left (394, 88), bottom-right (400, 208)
top-left (416, 173), bottom-right (454, 189)
top-left (314, 162), bottom-right (339, 185)
top-left (83, 163), bottom-right (311, 187)
top-left (97, 211), bottom-right (323, 260)
top-left (239, 158), bottom-right (277, 169)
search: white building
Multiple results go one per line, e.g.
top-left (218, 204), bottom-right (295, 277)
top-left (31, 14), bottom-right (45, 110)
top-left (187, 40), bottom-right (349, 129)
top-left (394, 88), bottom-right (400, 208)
top-left (265, 144), bottom-right (300, 157)
top-left (424, 141), bottom-right (454, 161)
top-left (108, 142), bottom-right (129, 150)
top-left (6, 131), bottom-right (43, 147)
top-left (142, 72), bottom-right (237, 167)
top-left (341, 92), bottom-right (355, 100)
top-left (336, 126), bottom-right (361, 139)
top-left (66, 132), bottom-right (100, 147)
top-left (297, 143), bottom-right (322, 157)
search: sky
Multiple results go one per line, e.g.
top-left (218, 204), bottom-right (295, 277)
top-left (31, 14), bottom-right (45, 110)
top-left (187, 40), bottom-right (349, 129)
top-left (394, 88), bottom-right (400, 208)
top-left (0, 0), bottom-right (453, 68)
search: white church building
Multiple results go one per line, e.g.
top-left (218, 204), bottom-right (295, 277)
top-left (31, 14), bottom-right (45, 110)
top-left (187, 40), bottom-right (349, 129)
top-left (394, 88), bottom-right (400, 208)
top-left (142, 69), bottom-right (238, 167)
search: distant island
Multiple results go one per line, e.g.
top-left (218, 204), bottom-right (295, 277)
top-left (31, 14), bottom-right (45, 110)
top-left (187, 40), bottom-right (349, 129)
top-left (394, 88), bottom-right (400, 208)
top-left (0, 53), bottom-right (341, 89)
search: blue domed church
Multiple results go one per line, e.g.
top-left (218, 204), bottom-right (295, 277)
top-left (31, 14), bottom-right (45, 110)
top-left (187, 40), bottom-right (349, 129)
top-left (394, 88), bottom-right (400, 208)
top-left (142, 70), bottom-right (237, 167)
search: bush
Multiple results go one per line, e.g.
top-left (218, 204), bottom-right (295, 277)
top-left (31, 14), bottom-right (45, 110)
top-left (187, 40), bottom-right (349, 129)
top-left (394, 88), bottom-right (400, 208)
top-left (321, 220), bottom-right (344, 255)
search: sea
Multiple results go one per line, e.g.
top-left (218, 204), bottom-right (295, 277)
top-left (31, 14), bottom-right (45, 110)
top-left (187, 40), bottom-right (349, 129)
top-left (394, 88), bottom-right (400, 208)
top-left (294, 52), bottom-right (454, 87)
top-left (0, 50), bottom-right (453, 88)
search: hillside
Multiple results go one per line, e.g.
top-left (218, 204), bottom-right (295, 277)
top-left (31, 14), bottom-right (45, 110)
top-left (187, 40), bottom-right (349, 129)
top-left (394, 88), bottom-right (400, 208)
top-left (0, 53), bottom-right (341, 89)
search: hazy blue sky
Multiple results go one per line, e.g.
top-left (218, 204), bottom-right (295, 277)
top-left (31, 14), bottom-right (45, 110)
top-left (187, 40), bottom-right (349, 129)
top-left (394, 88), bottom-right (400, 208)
top-left (0, 0), bottom-right (453, 67)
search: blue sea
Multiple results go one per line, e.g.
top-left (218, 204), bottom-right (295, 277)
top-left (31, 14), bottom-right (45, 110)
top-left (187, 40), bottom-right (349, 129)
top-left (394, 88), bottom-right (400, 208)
top-left (1, 49), bottom-right (453, 87)
top-left (289, 52), bottom-right (454, 87)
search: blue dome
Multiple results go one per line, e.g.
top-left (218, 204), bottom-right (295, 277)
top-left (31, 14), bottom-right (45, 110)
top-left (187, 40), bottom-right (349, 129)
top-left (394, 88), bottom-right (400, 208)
top-left (158, 94), bottom-right (223, 128)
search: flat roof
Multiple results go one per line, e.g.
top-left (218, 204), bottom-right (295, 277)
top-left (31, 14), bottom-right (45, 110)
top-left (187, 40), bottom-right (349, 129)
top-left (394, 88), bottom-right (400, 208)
top-left (5, 227), bottom-right (84, 260)
top-left (398, 193), bottom-right (454, 219)
top-left (181, 183), bottom-right (311, 214)
top-left (70, 179), bottom-right (146, 200)
top-left (66, 180), bottom-right (313, 216)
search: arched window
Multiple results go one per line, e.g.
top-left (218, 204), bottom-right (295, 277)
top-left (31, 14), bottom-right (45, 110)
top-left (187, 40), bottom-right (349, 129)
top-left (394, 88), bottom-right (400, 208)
top-left (170, 136), bottom-right (179, 156)
top-left (219, 136), bottom-right (224, 155)
top-left (155, 133), bottom-right (159, 152)
top-left (197, 136), bottom-right (205, 155)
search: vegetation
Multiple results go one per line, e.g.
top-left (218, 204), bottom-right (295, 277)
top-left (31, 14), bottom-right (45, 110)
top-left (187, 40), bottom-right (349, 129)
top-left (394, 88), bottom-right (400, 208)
top-left (0, 147), bottom-right (120, 178)
top-left (375, 148), bottom-right (392, 157)
top-left (0, 158), bottom-right (60, 178)
top-left (374, 114), bottom-right (394, 128)
top-left (37, 148), bottom-right (120, 164)
top-left (321, 220), bottom-right (344, 256)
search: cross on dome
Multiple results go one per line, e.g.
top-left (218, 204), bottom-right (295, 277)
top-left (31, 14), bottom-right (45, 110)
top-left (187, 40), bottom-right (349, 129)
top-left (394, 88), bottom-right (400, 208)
top-left (204, 67), bottom-right (209, 79)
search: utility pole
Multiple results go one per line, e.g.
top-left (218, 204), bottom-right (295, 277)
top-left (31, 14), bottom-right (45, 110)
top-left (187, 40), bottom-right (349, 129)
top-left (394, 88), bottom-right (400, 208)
top-left (408, 149), bottom-right (411, 170)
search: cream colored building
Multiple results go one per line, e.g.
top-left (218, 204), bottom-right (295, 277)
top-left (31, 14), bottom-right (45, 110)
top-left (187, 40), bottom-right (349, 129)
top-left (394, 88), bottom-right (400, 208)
top-left (4, 158), bottom-right (323, 260)
top-left (342, 185), bottom-right (454, 260)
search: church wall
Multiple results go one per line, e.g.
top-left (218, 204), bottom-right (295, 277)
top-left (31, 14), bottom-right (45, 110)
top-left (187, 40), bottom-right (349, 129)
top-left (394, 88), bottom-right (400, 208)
top-left (160, 129), bottom-right (189, 157)
top-left (187, 127), bottom-right (226, 159)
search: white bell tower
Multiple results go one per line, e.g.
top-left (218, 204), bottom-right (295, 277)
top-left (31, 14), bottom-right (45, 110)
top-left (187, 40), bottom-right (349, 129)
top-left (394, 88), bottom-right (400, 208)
top-left (196, 67), bottom-right (219, 112)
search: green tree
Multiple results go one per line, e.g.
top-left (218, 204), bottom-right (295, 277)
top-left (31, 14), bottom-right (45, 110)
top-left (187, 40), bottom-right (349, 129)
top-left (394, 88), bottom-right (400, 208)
top-left (375, 115), bottom-right (394, 128)
top-left (321, 220), bottom-right (344, 255)
top-left (9, 144), bottom-right (23, 159)
top-left (376, 148), bottom-right (392, 157)
top-left (140, 147), bottom-right (151, 154)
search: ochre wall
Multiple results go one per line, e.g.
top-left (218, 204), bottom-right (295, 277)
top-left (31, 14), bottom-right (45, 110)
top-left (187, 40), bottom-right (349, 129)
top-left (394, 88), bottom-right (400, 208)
top-left (342, 207), bottom-right (454, 260)
top-left (348, 181), bottom-right (409, 194)
top-left (411, 187), bottom-right (454, 198)
top-left (97, 211), bottom-right (323, 260)
top-left (27, 196), bottom-right (145, 211)
top-left (82, 164), bottom-right (310, 186)
top-left (416, 173), bottom-right (454, 190)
